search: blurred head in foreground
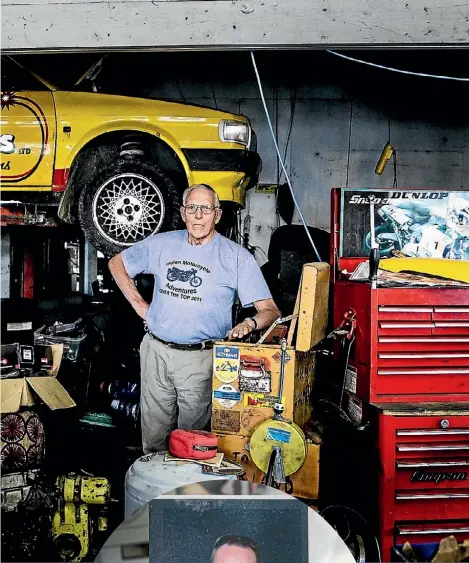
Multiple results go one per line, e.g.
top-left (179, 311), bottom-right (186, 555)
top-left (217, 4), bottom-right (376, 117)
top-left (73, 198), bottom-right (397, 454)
top-left (210, 535), bottom-right (259, 563)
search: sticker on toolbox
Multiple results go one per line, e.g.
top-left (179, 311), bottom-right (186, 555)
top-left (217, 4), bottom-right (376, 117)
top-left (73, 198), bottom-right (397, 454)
top-left (212, 409), bottom-right (241, 433)
top-left (344, 364), bottom-right (357, 394)
top-left (266, 427), bottom-right (291, 443)
top-left (214, 346), bottom-right (240, 383)
top-left (213, 384), bottom-right (241, 408)
top-left (272, 351), bottom-right (291, 363)
top-left (239, 356), bottom-right (271, 393)
top-left (244, 393), bottom-right (285, 408)
top-left (347, 393), bottom-right (363, 425)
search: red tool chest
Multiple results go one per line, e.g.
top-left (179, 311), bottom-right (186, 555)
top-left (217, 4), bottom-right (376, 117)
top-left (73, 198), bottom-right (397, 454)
top-left (328, 188), bottom-right (469, 561)
top-left (330, 188), bottom-right (469, 404)
top-left (376, 404), bottom-right (469, 561)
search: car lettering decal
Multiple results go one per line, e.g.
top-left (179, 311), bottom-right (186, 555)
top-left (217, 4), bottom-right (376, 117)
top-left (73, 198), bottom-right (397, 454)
top-left (1, 92), bottom-right (49, 183)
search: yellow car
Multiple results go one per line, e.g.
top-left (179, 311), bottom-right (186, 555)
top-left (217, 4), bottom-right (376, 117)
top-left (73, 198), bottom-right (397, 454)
top-left (1, 57), bottom-right (261, 255)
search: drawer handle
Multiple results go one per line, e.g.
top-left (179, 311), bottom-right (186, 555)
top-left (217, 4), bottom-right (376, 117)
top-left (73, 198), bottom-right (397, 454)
top-left (380, 323), bottom-right (433, 328)
top-left (397, 526), bottom-right (469, 536)
top-left (434, 308), bottom-right (469, 313)
top-left (397, 429), bottom-right (469, 436)
top-left (380, 353), bottom-right (469, 359)
top-left (379, 307), bottom-right (433, 313)
top-left (379, 369), bottom-right (469, 375)
top-left (396, 492), bottom-right (469, 500)
top-left (397, 445), bottom-right (469, 452)
top-left (379, 337), bottom-right (469, 342)
top-left (435, 322), bottom-right (469, 327)
top-left (397, 461), bottom-right (469, 468)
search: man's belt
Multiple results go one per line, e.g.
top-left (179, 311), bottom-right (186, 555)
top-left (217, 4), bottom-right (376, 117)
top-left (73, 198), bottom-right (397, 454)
top-left (146, 329), bottom-right (213, 351)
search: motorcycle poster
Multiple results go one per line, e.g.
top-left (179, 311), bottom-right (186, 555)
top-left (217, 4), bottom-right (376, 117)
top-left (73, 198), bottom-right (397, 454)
top-left (340, 188), bottom-right (469, 260)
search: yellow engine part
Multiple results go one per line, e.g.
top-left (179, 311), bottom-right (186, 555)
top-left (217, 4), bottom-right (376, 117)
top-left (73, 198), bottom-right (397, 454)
top-left (57, 474), bottom-right (110, 505)
top-left (249, 419), bottom-right (307, 476)
top-left (51, 503), bottom-right (90, 562)
top-left (379, 257), bottom-right (469, 284)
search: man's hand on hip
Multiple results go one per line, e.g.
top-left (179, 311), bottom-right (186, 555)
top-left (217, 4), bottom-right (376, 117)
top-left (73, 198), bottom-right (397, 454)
top-left (227, 319), bottom-right (256, 340)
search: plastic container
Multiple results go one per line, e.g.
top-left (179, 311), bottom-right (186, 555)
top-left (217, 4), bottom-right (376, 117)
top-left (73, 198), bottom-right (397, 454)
top-left (34, 325), bottom-right (86, 362)
top-left (124, 452), bottom-right (235, 518)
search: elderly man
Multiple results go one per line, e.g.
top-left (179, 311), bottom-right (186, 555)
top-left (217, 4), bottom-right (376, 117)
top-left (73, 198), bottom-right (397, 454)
top-left (109, 184), bottom-right (281, 453)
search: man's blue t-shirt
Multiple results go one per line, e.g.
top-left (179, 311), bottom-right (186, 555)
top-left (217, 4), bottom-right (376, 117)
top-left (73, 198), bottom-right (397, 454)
top-left (121, 230), bottom-right (272, 344)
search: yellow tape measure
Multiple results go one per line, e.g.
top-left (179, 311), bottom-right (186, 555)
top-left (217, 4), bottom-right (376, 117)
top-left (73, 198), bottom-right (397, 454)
top-left (249, 419), bottom-right (307, 476)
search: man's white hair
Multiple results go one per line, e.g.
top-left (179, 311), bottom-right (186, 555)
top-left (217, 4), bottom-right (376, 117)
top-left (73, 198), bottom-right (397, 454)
top-left (182, 184), bottom-right (220, 208)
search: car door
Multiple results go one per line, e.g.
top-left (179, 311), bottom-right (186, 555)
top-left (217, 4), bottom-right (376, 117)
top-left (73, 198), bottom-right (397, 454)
top-left (1, 59), bottom-right (57, 188)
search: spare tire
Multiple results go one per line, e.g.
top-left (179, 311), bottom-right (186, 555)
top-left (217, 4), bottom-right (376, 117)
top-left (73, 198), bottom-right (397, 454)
top-left (78, 159), bottom-right (182, 256)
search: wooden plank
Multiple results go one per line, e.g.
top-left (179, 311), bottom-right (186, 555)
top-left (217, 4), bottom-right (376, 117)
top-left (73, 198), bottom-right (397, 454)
top-left (2, 0), bottom-right (468, 53)
top-left (287, 272), bottom-right (302, 347)
top-left (296, 263), bottom-right (330, 352)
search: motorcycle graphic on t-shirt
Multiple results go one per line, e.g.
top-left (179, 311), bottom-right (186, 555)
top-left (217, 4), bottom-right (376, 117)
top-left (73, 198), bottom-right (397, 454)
top-left (166, 267), bottom-right (202, 287)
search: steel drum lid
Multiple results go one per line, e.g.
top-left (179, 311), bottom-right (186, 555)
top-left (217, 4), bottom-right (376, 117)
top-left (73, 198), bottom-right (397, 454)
top-left (249, 419), bottom-right (307, 476)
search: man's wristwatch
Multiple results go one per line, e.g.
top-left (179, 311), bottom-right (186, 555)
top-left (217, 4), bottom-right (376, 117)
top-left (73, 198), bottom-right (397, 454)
top-left (246, 317), bottom-right (258, 330)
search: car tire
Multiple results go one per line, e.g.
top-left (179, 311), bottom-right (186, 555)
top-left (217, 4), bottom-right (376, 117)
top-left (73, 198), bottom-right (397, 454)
top-left (78, 159), bottom-right (182, 256)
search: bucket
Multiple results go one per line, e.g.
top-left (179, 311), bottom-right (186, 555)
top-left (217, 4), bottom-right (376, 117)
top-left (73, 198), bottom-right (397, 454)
top-left (124, 452), bottom-right (235, 518)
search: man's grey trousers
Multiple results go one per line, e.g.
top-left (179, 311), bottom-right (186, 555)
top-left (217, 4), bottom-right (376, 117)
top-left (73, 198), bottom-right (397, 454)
top-left (139, 333), bottom-right (213, 453)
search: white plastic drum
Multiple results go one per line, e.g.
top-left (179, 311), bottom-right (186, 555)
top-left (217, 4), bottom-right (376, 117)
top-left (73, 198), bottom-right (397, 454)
top-left (124, 452), bottom-right (235, 518)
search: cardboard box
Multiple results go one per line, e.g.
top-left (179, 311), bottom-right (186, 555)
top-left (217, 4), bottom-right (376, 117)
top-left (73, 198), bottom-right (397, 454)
top-left (216, 433), bottom-right (320, 500)
top-left (1, 344), bottom-right (76, 413)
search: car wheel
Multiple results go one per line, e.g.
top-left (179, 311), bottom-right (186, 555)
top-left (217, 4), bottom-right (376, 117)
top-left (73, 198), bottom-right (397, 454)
top-left (78, 159), bottom-right (182, 256)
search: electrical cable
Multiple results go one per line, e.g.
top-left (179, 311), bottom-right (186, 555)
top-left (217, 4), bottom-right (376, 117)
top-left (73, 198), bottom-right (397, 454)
top-left (250, 245), bottom-right (269, 263)
top-left (250, 51), bottom-right (322, 262)
top-left (327, 50), bottom-right (469, 82)
top-left (279, 87), bottom-right (297, 183)
top-left (339, 334), bottom-right (355, 409)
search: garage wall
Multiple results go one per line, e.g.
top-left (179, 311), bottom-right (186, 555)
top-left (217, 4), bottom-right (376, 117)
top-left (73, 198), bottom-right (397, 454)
top-left (138, 53), bottom-right (469, 255)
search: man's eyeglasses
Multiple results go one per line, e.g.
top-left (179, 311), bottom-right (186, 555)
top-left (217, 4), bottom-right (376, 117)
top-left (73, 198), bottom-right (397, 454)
top-left (184, 204), bottom-right (218, 215)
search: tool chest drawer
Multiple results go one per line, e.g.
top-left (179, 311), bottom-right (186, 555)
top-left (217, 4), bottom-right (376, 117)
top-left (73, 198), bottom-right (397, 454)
top-left (374, 304), bottom-right (469, 401)
top-left (377, 408), bottom-right (469, 560)
top-left (394, 520), bottom-right (469, 559)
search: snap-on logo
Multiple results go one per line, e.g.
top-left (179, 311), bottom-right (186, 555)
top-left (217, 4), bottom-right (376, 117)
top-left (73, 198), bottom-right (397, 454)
top-left (410, 470), bottom-right (468, 484)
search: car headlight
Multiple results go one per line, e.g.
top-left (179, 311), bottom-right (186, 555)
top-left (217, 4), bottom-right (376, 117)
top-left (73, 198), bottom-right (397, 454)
top-left (219, 120), bottom-right (250, 146)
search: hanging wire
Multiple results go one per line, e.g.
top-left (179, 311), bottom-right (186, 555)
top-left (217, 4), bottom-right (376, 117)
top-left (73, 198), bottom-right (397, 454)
top-left (327, 50), bottom-right (469, 82)
top-left (274, 86), bottom-right (281, 228)
top-left (251, 51), bottom-right (322, 261)
top-left (279, 87), bottom-right (297, 184)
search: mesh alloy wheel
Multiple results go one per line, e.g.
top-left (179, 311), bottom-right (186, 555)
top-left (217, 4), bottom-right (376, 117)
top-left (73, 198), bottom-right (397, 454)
top-left (92, 173), bottom-right (165, 246)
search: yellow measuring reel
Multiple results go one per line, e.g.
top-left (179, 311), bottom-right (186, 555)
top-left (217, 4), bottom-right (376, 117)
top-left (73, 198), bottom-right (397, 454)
top-left (249, 418), bottom-right (307, 477)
